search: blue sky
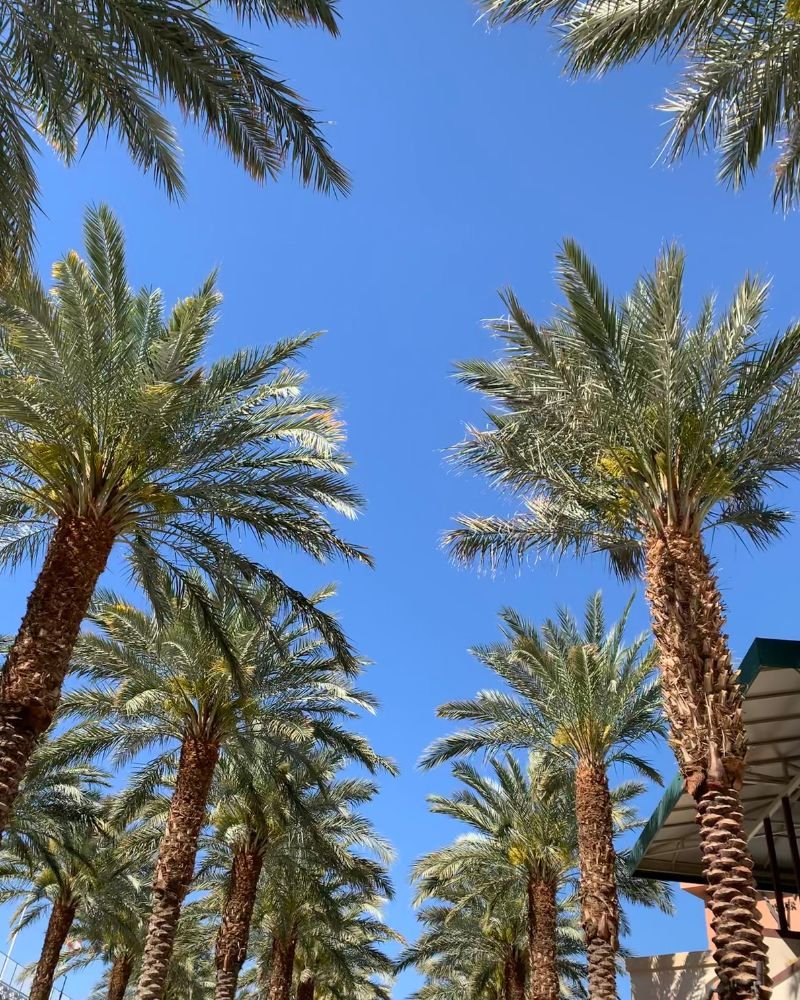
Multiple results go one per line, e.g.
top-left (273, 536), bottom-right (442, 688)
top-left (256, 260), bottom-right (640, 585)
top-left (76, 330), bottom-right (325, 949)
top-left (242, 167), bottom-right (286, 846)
top-left (3, 1), bottom-right (800, 997)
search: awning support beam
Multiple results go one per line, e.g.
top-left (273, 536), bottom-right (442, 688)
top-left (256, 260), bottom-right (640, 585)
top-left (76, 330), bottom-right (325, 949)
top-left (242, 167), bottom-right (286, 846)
top-left (781, 795), bottom-right (800, 900)
top-left (763, 816), bottom-right (789, 935)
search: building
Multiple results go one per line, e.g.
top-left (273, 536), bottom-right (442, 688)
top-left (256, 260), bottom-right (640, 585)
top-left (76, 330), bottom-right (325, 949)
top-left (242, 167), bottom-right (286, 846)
top-left (627, 638), bottom-right (800, 998)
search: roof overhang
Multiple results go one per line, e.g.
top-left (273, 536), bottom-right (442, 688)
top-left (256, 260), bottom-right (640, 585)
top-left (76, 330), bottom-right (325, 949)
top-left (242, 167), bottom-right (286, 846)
top-left (630, 638), bottom-right (800, 892)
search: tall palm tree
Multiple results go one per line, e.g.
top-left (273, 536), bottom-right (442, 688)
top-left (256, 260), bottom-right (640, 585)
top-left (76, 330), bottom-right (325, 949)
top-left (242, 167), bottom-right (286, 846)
top-left (250, 772), bottom-right (394, 1000)
top-left (57, 579), bottom-right (385, 1000)
top-left (206, 751), bottom-right (291, 1000)
top-left (415, 756), bottom-right (669, 1000)
top-left (0, 0), bottom-right (348, 265)
top-left (446, 242), bottom-right (800, 998)
top-left (399, 882), bottom-right (586, 1000)
top-left (203, 746), bottom-right (394, 1000)
top-left (423, 594), bottom-right (665, 1000)
top-left (56, 823), bottom-right (157, 1000)
top-left (415, 900), bottom-right (586, 1000)
top-left (291, 899), bottom-right (399, 1000)
top-left (415, 756), bottom-right (584, 1000)
top-left (0, 203), bottom-right (370, 833)
top-left (64, 869), bottom-right (151, 1000)
top-left (0, 756), bottom-right (114, 1000)
top-left (477, 0), bottom-right (800, 209)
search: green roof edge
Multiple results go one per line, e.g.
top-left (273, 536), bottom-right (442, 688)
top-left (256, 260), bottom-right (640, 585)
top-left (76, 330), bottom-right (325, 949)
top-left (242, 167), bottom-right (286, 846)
top-left (629, 636), bottom-right (800, 879)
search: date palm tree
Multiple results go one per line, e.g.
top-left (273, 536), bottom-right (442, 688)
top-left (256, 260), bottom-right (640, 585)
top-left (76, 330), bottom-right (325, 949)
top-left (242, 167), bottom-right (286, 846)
top-left (287, 883), bottom-right (398, 1000)
top-left (204, 744), bottom-right (395, 1000)
top-left (205, 751), bottom-right (298, 1000)
top-left (399, 885), bottom-right (586, 1000)
top-left (57, 578), bottom-right (384, 1000)
top-left (446, 241), bottom-right (800, 998)
top-left (64, 870), bottom-right (151, 1000)
top-left (415, 757), bottom-right (575, 1000)
top-left (56, 816), bottom-right (159, 1000)
top-left (249, 770), bottom-right (394, 1000)
top-left (239, 892), bottom-right (397, 1000)
top-left (415, 756), bottom-right (669, 1000)
top-left (0, 0), bottom-right (348, 265)
top-left (423, 594), bottom-right (665, 1000)
top-left (0, 203), bottom-right (370, 834)
top-left (477, 0), bottom-right (800, 209)
top-left (0, 757), bottom-right (116, 1000)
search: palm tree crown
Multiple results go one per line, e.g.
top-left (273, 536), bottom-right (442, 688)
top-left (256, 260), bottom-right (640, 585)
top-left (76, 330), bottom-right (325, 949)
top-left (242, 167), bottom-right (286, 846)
top-left (0, 0), bottom-right (348, 263)
top-left (0, 205), bottom-right (370, 641)
top-left (446, 240), bottom-right (800, 577)
top-left (424, 593), bottom-right (664, 780)
top-left (60, 580), bottom-right (385, 823)
top-left (478, 0), bottom-right (800, 209)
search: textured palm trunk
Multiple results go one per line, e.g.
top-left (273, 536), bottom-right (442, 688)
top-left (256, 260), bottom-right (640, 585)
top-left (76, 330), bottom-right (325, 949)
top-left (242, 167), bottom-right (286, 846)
top-left (29, 896), bottom-right (78, 1000)
top-left (214, 840), bottom-right (265, 1000)
top-left (646, 527), bottom-right (769, 999)
top-left (504, 951), bottom-right (526, 1000)
top-left (575, 760), bottom-right (619, 1000)
top-left (526, 877), bottom-right (559, 1000)
top-left (108, 952), bottom-right (135, 1000)
top-left (0, 514), bottom-right (114, 834)
top-left (135, 734), bottom-right (220, 1000)
top-left (266, 934), bottom-right (297, 1000)
top-left (296, 969), bottom-right (315, 1000)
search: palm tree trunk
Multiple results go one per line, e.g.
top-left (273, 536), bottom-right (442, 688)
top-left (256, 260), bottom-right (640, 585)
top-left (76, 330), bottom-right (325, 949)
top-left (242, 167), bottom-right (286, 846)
top-left (108, 952), bottom-right (135, 1000)
top-left (266, 934), bottom-right (297, 1000)
top-left (504, 952), bottom-right (526, 1000)
top-left (135, 734), bottom-right (220, 1000)
top-left (214, 841), bottom-right (265, 1000)
top-left (29, 896), bottom-right (78, 1000)
top-left (527, 877), bottom-right (559, 1000)
top-left (575, 760), bottom-right (619, 1000)
top-left (0, 513), bottom-right (114, 835)
top-left (296, 970), bottom-right (315, 1000)
top-left (646, 527), bottom-right (769, 1000)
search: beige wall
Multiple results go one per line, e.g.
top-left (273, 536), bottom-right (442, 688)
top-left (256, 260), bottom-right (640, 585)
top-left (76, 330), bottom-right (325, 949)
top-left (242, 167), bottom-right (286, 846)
top-left (626, 890), bottom-right (800, 999)
top-left (627, 951), bottom-right (715, 1000)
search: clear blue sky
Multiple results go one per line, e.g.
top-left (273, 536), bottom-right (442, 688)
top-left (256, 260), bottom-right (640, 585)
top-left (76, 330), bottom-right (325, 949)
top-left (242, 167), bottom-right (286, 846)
top-left (3, 2), bottom-right (800, 997)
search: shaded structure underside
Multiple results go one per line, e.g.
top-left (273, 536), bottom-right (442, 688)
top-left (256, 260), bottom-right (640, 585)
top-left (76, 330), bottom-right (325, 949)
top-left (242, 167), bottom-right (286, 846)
top-left (631, 638), bottom-right (800, 909)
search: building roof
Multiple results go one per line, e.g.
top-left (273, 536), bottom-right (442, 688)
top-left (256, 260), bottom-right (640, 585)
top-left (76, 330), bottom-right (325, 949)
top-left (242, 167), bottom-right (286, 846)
top-left (630, 638), bottom-right (800, 892)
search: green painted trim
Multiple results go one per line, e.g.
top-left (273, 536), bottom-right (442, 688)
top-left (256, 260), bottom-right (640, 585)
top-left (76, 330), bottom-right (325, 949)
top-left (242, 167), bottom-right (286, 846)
top-left (627, 772), bottom-right (685, 875)
top-left (630, 636), bottom-right (800, 880)
top-left (738, 637), bottom-right (800, 689)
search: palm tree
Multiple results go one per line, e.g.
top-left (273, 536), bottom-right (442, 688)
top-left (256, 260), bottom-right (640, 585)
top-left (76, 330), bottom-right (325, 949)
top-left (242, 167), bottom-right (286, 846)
top-left (287, 884), bottom-right (398, 1000)
top-left (58, 838), bottom-right (154, 1000)
top-left (0, 754), bottom-right (113, 1000)
top-left (0, 0), bottom-right (348, 265)
top-left (204, 746), bottom-right (388, 1000)
top-left (415, 756), bottom-right (582, 1000)
top-left (250, 771), bottom-right (395, 1000)
top-left (398, 893), bottom-right (585, 1000)
top-left (415, 755), bottom-right (669, 1000)
top-left (477, 0), bottom-right (800, 209)
top-left (423, 595), bottom-right (665, 1000)
top-left (57, 578), bottom-right (385, 1000)
top-left (68, 886), bottom-right (149, 1000)
top-left (163, 904), bottom-right (218, 1000)
top-left (206, 752), bottom-right (286, 1000)
top-left (0, 203), bottom-right (370, 833)
top-left (446, 242), bottom-right (800, 998)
